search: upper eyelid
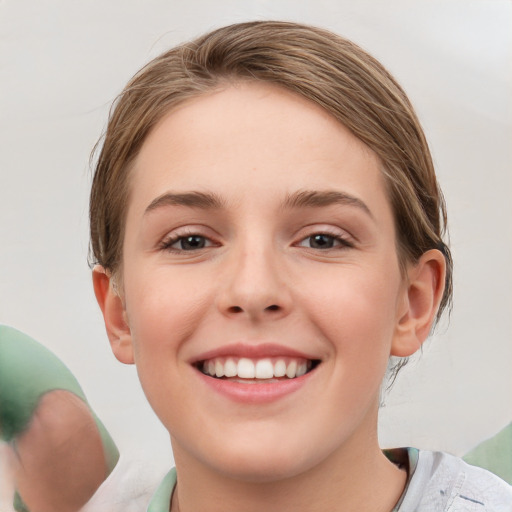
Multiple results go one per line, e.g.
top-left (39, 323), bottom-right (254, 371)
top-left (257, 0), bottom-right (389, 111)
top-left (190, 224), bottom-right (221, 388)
top-left (161, 224), bottom-right (217, 239)
top-left (294, 224), bottom-right (354, 241)
top-left (296, 233), bottom-right (354, 248)
top-left (158, 235), bottom-right (218, 255)
top-left (158, 226), bottom-right (218, 249)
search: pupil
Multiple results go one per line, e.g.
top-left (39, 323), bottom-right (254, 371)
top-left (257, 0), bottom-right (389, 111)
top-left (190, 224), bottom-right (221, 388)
top-left (181, 236), bottom-right (205, 250)
top-left (311, 234), bottom-right (333, 249)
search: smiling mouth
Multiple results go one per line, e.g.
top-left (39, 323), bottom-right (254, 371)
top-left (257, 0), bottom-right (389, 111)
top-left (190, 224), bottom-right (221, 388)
top-left (196, 357), bottom-right (320, 381)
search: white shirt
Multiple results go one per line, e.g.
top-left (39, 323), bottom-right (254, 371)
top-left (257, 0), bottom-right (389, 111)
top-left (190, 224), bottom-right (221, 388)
top-left (394, 449), bottom-right (512, 511)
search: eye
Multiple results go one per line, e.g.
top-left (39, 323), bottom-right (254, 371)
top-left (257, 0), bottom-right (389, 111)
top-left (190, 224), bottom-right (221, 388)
top-left (297, 233), bottom-right (352, 250)
top-left (160, 233), bottom-right (215, 252)
top-left (175, 235), bottom-right (208, 250)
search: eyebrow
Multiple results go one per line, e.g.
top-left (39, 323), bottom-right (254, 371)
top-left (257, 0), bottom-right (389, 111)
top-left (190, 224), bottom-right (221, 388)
top-left (145, 191), bottom-right (225, 215)
top-left (283, 190), bottom-right (373, 218)
top-left (144, 189), bottom-right (373, 219)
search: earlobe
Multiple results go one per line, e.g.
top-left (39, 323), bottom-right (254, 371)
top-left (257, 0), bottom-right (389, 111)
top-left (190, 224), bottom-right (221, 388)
top-left (92, 266), bottom-right (135, 365)
top-left (391, 249), bottom-right (446, 357)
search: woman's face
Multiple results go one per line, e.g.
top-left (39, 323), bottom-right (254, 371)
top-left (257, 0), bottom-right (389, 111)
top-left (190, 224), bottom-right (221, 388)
top-left (117, 82), bottom-right (409, 480)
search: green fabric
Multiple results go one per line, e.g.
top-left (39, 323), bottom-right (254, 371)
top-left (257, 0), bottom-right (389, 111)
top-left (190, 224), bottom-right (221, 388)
top-left (0, 325), bottom-right (87, 441)
top-left (0, 325), bottom-right (118, 471)
top-left (463, 422), bottom-right (512, 484)
top-left (147, 468), bottom-right (177, 512)
top-left (92, 410), bottom-right (121, 475)
top-left (0, 325), bottom-right (120, 511)
top-left (13, 491), bottom-right (29, 512)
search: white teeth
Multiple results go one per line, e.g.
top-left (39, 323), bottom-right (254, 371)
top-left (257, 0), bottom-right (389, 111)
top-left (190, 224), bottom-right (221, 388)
top-left (286, 361), bottom-right (297, 378)
top-left (274, 359), bottom-right (287, 377)
top-left (200, 356), bottom-right (315, 380)
top-left (215, 360), bottom-right (224, 378)
top-left (237, 358), bottom-right (255, 379)
top-left (224, 358), bottom-right (237, 377)
top-left (255, 359), bottom-right (274, 379)
top-left (296, 362), bottom-right (307, 377)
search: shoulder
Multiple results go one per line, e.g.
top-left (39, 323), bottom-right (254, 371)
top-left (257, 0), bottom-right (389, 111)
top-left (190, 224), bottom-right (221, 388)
top-left (402, 449), bottom-right (512, 512)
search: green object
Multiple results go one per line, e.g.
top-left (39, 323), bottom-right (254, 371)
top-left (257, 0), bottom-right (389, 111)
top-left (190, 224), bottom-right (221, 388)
top-left (0, 325), bottom-right (86, 441)
top-left (0, 325), bottom-right (120, 510)
top-left (147, 468), bottom-right (177, 512)
top-left (13, 491), bottom-right (29, 512)
top-left (463, 422), bottom-right (512, 485)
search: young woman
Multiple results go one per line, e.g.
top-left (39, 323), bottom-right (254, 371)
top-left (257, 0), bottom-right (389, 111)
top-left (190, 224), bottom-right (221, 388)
top-left (1, 20), bottom-right (510, 512)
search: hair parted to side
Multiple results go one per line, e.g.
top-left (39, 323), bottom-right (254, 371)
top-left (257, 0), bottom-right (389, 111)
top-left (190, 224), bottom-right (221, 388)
top-left (90, 20), bottom-right (452, 322)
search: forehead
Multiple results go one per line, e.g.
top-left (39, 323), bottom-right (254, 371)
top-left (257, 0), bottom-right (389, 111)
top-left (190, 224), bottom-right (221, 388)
top-left (128, 82), bottom-right (390, 219)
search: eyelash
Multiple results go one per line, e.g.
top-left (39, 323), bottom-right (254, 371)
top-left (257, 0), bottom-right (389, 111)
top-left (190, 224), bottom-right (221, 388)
top-left (296, 232), bottom-right (354, 250)
top-left (158, 231), bottom-right (216, 253)
top-left (158, 229), bottom-right (353, 253)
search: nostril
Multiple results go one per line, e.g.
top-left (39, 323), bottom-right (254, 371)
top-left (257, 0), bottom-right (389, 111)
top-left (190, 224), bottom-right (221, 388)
top-left (224, 304), bottom-right (282, 315)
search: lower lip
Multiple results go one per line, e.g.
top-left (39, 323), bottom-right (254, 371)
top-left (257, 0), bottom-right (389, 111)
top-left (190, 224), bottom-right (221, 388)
top-left (196, 370), bottom-right (314, 404)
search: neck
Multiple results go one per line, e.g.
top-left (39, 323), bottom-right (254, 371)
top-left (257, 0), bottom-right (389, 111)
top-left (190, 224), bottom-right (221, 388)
top-left (170, 419), bottom-right (406, 512)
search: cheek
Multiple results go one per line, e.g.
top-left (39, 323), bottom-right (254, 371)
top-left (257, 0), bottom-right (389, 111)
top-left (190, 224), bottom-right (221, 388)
top-left (300, 264), bottom-right (401, 362)
top-left (123, 275), bottom-right (212, 424)
top-left (123, 266), bottom-right (213, 367)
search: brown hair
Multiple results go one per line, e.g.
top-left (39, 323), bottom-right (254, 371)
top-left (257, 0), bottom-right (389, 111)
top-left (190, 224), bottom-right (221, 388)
top-left (90, 20), bottom-right (452, 321)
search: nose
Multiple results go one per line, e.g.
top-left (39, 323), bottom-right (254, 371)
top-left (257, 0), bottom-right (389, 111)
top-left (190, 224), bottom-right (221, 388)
top-left (216, 244), bottom-right (292, 322)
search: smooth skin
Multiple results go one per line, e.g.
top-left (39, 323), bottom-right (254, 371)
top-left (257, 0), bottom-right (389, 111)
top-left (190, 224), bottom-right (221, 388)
top-left (94, 82), bottom-right (445, 512)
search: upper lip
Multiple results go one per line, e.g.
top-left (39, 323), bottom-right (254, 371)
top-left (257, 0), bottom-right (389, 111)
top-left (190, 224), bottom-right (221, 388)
top-left (189, 342), bottom-right (320, 364)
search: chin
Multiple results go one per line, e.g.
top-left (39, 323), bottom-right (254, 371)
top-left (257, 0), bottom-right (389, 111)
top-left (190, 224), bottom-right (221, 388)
top-left (200, 436), bottom-right (321, 484)
top-left (216, 458), bottom-right (306, 484)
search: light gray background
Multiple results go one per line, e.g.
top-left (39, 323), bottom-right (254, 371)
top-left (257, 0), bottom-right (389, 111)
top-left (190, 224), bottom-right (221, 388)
top-left (1, 0), bottom-right (511, 484)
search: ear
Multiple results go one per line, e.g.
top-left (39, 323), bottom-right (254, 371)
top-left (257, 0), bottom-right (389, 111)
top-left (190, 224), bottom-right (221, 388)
top-left (92, 266), bottom-right (134, 364)
top-left (391, 249), bottom-right (446, 357)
